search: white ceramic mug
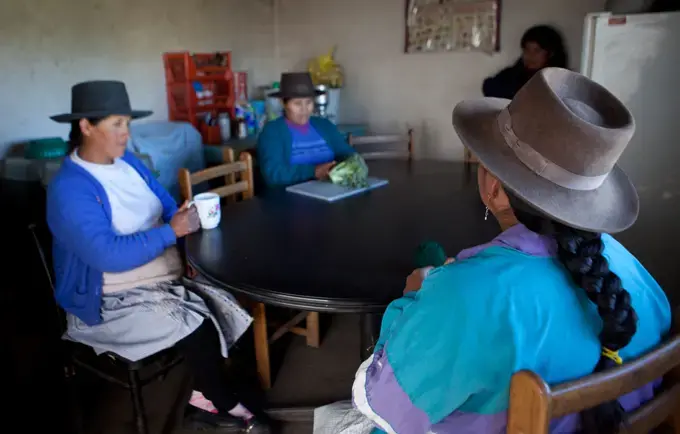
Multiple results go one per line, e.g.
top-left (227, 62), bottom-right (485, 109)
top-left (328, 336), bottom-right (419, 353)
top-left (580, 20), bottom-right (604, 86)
top-left (190, 192), bottom-right (221, 230)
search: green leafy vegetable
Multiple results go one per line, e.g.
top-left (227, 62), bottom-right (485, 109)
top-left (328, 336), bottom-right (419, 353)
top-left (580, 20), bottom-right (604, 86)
top-left (329, 154), bottom-right (369, 189)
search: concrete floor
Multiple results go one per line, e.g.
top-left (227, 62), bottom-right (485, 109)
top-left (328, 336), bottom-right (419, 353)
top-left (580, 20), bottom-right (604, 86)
top-left (73, 314), bottom-right (362, 434)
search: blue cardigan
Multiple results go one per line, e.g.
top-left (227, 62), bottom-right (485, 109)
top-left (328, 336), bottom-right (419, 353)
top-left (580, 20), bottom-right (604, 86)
top-left (257, 116), bottom-right (356, 186)
top-left (46, 151), bottom-right (178, 326)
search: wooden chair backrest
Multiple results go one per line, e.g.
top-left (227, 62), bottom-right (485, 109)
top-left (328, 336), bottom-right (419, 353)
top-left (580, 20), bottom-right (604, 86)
top-left (348, 129), bottom-right (414, 160)
top-left (463, 147), bottom-right (479, 164)
top-left (178, 147), bottom-right (254, 202)
top-left (508, 315), bottom-right (680, 434)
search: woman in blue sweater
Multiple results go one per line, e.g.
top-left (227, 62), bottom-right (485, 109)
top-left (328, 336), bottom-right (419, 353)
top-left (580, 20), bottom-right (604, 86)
top-left (257, 72), bottom-right (355, 187)
top-left (47, 81), bottom-right (269, 433)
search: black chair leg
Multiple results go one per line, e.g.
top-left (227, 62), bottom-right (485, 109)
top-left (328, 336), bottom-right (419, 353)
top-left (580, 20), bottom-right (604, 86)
top-left (128, 369), bottom-right (148, 434)
top-left (65, 373), bottom-right (85, 434)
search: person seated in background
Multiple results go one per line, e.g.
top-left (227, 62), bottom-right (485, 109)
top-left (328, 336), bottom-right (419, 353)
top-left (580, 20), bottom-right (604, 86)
top-left (47, 81), bottom-right (269, 433)
top-left (351, 69), bottom-right (670, 433)
top-left (257, 72), bottom-right (356, 187)
top-left (482, 25), bottom-right (568, 99)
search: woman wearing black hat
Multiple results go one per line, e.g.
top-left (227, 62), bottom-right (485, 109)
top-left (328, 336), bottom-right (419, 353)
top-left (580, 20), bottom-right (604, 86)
top-left (47, 81), bottom-right (270, 432)
top-left (257, 72), bottom-right (356, 187)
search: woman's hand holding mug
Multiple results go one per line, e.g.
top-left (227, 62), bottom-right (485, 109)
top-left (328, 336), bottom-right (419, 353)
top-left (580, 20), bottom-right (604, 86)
top-left (170, 201), bottom-right (200, 238)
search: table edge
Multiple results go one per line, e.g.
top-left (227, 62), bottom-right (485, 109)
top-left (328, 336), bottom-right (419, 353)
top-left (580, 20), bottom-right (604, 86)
top-left (187, 257), bottom-right (389, 314)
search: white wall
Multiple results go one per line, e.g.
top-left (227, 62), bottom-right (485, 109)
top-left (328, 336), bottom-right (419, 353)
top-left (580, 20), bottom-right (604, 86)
top-left (0, 0), bottom-right (607, 159)
top-left (275, 0), bottom-right (606, 159)
top-left (0, 0), bottom-right (277, 156)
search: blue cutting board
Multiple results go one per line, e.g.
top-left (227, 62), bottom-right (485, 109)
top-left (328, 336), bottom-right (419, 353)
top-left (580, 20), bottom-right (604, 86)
top-left (286, 177), bottom-right (388, 202)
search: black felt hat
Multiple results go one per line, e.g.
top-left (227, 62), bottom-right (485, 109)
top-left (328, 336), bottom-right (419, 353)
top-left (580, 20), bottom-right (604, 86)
top-left (51, 80), bottom-right (152, 123)
top-left (271, 72), bottom-right (324, 99)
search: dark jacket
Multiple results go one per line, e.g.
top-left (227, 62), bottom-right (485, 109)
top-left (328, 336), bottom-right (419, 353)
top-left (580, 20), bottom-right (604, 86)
top-left (482, 60), bottom-right (535, 100)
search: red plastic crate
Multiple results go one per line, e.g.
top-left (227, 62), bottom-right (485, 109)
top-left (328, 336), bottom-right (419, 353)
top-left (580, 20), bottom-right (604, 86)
top-left (163, 51), bottom-right (235, 131)
top-left (234, 71), bottom-right (248, 102)
top-left (164, 52), bottom-right (233, 83)
top-left (199, 123), bottom-right (222, 145)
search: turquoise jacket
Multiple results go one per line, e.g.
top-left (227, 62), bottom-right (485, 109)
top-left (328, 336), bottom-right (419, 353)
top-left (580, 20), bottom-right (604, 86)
top-left (353, 224), bottom-right (671, 433)
top-left (257, 116), bottom-right (355, 187)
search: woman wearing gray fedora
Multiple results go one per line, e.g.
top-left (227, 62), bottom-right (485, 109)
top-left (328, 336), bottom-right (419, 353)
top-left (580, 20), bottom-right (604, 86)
top-left (257, 72), bottom-right (356, 187)
top-left (349, 68), bottom-right (670, 433)
top-left (47, 81), bottom-right (270, 433)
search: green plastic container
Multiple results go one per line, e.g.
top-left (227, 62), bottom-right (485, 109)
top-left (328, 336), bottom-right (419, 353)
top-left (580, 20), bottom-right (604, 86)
top-left (25, 137), bottom-right (69, 160)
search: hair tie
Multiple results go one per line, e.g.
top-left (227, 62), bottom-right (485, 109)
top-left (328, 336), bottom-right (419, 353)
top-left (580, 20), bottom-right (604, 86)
top-left (601, 347), bottom-right (623, 365)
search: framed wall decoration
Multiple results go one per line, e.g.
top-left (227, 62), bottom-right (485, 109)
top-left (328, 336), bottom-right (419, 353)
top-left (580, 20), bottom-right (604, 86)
top-left (405, 0), bottom-right (501, 54)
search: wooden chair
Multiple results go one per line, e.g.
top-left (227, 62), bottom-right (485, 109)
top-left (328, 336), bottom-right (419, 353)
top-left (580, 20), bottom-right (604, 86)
top-left (178, 147), bottom-right (254, 202)
top-left (178, 148), bottom-right (321, 390)
top-left (464, 147), bottom-right (479, 165)
top-left (251, 305), bottom-right (321, 390)
top-left (348, 129), bottom-right (414, 160)
top-left (463, 146), bottom-right (479, 183)
top-left (508, 317), bottom-right (680, 434)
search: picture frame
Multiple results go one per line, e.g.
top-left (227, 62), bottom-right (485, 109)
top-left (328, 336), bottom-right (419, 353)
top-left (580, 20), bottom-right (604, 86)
top-left (404, 0), bottom-right (502, 54)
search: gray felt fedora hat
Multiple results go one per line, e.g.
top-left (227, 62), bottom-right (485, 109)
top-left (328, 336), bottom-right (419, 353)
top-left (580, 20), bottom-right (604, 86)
top-left (453, 67), bottom-right (638, 234)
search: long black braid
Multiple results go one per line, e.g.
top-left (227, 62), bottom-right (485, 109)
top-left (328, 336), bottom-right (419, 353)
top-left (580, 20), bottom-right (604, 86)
top-left (507, 193), bottom-right (638, 434)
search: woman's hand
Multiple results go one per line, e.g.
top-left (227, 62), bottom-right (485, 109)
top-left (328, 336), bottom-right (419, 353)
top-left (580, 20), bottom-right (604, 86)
top-left (404, 267), bottom-right (433, 295)
top-left (314, 161), bottom-right (336, 180)
top-left (186, 262), bottom-right (198, 279)
top-left (403, 258), bottom-right (455, 295)
top-left (170, 201), bottom-right (200, 238)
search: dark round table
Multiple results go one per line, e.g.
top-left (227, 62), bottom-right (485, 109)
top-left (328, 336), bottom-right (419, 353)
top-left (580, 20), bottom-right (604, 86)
top-left (187, 160), bottom-right (498, 358)
top-left (186, 160), bottom-right (499, 311)
top-left (187, 159), bottom-right (680, 361)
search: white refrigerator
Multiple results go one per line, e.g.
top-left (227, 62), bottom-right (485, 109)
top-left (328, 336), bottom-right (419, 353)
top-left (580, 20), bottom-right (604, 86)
top-left (581, 11), bottom-right (680, 184)
top-left (580, 11), bottom-right (679, 293)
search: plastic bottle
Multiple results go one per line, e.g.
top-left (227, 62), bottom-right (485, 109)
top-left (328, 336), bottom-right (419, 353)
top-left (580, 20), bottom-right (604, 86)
top-left (237, 118), bottom-right (247, 139)
top-left (218, 113), bottom-right (231, 142)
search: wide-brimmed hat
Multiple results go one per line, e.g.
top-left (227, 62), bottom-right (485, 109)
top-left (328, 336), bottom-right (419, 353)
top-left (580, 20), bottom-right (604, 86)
top-left (271, 72), bottom-right (324, 99)
top-left (453, 67), bottom-right (638, 234)
top-left (51, 80), bottom-right (152, 123)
